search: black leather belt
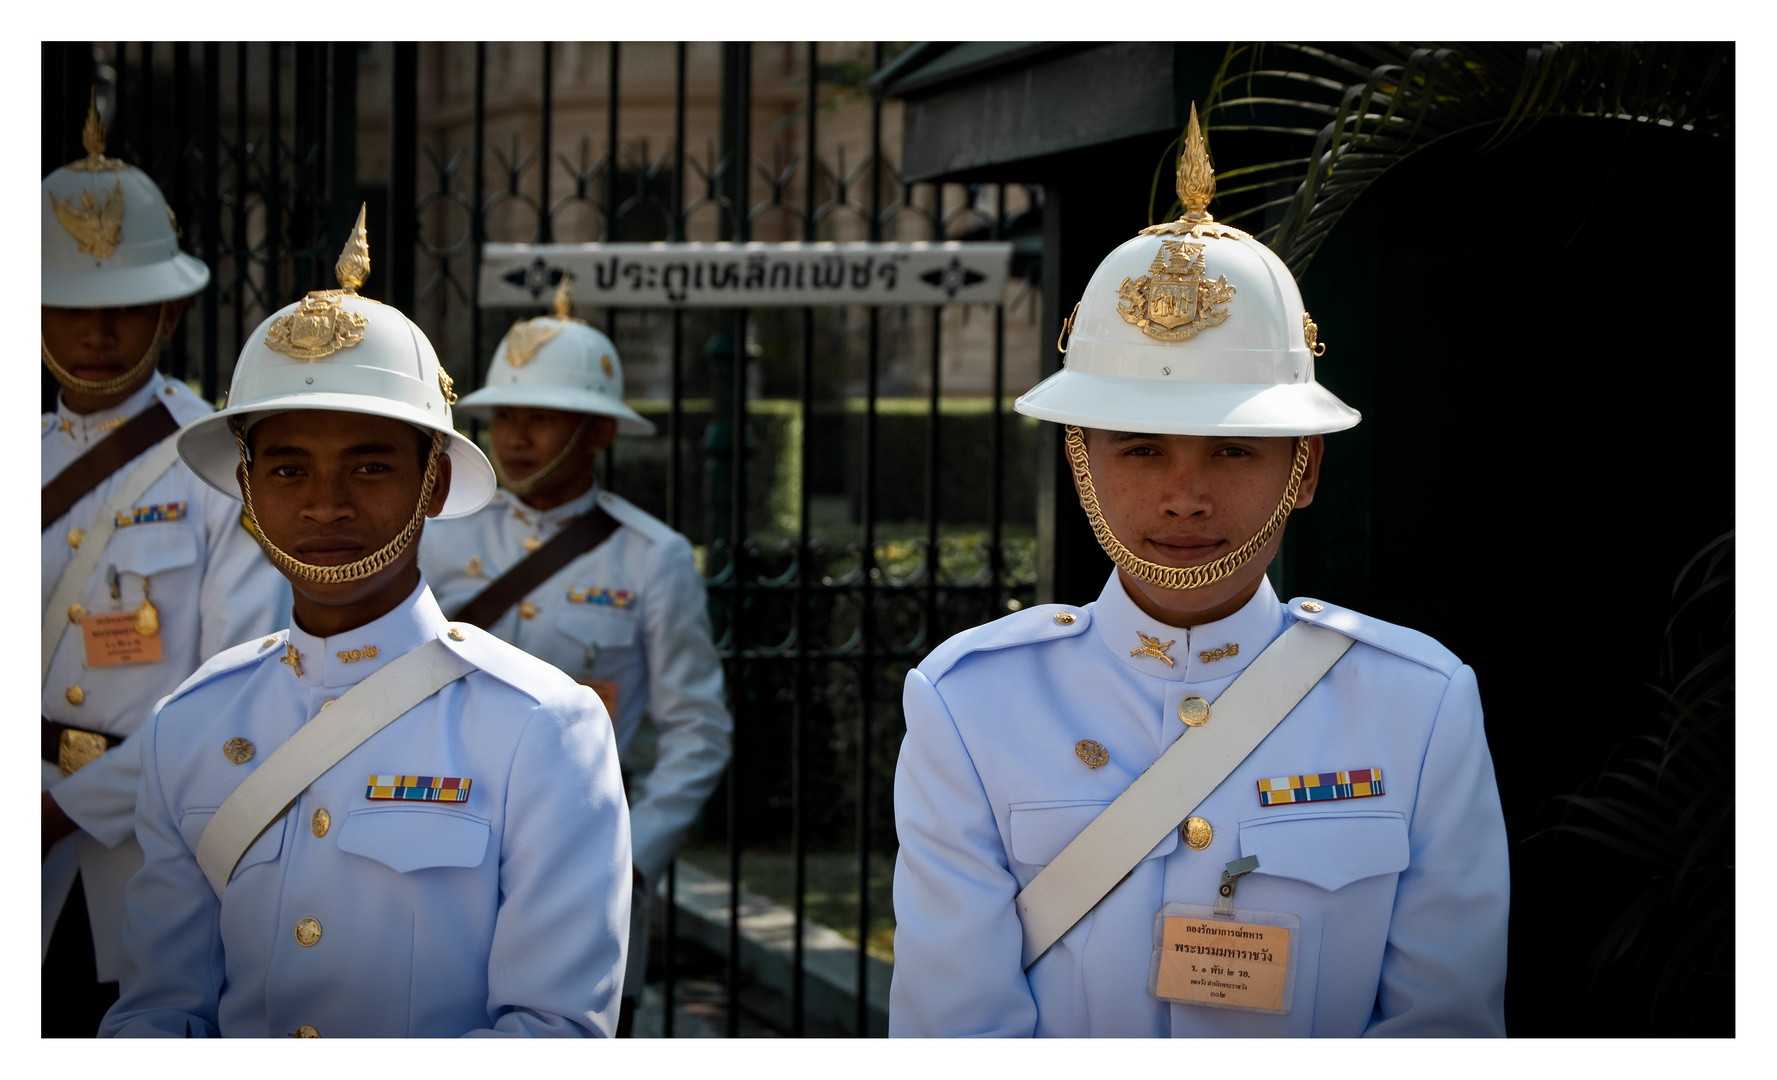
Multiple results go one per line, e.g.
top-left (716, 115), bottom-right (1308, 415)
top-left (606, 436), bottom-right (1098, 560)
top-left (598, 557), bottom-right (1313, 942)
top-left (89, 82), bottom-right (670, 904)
top-left (43, 717), bottom-right (122, 775)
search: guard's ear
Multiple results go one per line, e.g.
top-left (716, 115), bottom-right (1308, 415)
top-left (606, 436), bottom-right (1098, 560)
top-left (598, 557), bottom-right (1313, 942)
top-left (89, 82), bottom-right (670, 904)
top-left (163, 297), bottom-right (189, 335)
top-left (584, 415), bottom-right (619, 457)
top-left (1292, 435), bottom-right (1325, 511)
top-left (426, 451), bottom-right (453, 519)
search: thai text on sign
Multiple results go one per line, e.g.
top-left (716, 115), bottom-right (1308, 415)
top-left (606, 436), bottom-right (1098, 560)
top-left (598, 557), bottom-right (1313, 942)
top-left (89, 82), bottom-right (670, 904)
top-left (478, 241), bottom-right (1013, 308)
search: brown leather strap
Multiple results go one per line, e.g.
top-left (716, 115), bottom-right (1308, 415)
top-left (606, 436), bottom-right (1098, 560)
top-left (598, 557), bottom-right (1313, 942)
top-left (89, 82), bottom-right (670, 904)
top-left (42, 402), bottom-right (181, 531)
top-left (448, 506), bottom-right (622, 628)
top-left (42, 717), bottom-right (124, 766)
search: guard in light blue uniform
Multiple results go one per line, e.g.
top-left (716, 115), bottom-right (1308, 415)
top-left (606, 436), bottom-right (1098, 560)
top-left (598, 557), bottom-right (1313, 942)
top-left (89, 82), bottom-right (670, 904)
top-left (40, 96), bottom-right (290, 1031)
top-left (890, 109), bottom-right (1508, 1037)
top-left (100, 214), bottom-right (629, 1037)
top-left (421, 277), bottom-right (730, 1030)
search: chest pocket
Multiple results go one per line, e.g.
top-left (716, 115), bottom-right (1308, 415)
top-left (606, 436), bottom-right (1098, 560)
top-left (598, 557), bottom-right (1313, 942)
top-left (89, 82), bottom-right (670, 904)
top-left (337, 806), bottom-right (491, 873)
top-left (1237, 810), bottom-right (1409, 891)
top-left (1007, 800), bottom-right (1180, 867)
top-left (177, 808), bottom-right (284, 873)
top-left (555, 603), bottom-right (638, 649)
top-left (103, 522), bottom-right (199, 578)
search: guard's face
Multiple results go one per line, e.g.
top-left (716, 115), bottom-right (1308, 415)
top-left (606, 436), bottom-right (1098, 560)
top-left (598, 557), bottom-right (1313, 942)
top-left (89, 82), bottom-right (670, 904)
top-left (242, 410), bottom-right (450, 613)
top-left (490, 406), bottom-right (616, 480)
top-left (41, 301), bottom-right (181, 391)
top-left (1083, 429), bottom-right (1322, 625)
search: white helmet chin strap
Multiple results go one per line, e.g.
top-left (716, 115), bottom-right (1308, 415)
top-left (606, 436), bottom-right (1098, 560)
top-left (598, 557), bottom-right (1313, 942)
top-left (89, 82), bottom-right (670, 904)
top-left (492, 414), bottom-right (593, 499)
top-left (1064, 425), bottom-right (1309, 591)
top-left (40, 303), bottom-right (167, 397)
top-left (235, 426), bottom-right (445, 586)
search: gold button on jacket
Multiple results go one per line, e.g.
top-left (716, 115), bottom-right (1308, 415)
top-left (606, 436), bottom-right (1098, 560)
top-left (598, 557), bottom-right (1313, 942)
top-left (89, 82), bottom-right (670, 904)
top-left (1182, 816), bottom-right (1213, 850)
top-left (311, 809), bottom-right (331, 838)
top-left (294, 917), bottom-right (322, 947)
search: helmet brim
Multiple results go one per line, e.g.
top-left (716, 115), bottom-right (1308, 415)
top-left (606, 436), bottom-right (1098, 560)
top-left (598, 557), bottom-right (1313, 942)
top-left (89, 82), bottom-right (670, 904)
top-left (176, 396), bottom-right (497, 519)
top-left (42, 252), bottom-right (210, 308)
top-left (455, 385), bottom-right (657, 436)
top-left (1014, 368), bottom-right (1361, 437)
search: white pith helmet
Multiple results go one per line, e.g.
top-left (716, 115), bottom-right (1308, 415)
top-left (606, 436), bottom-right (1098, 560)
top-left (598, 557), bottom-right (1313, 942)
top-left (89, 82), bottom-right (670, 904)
top-left (177, 206), bottom-right (496, 518)
top-left (456, 275), bottom-right (657, 436)
top-left (42, 92), bottom-right (209, 308)
top-left (1015, 105), bottom-right (1359, 438)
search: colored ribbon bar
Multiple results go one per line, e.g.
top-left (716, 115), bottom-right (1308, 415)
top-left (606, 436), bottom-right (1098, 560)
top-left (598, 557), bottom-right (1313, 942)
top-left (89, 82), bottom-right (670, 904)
top-left (366, 774), bottom-right (472, 802)
top-left (1257, 768), bottom-right (1383, 806)
top-left (567, 586), bottom-right (634, 609)
top-left (115, 501), bottom-right (187, 527)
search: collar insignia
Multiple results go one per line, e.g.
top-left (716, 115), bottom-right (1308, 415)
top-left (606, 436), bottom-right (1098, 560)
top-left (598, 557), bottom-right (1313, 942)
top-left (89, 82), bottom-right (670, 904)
top-left (280, 644), bottom-right (305, 679)
top-left (1130, 630), bottom-right (1177, 667)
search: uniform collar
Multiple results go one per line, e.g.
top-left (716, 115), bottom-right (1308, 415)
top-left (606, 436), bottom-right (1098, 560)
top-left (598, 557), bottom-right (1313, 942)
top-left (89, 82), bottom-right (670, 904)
top-left (1087, 570), bottom-right (1286, 683)
top-left (53, 372), bottom-right (166, 446)
top-left (502, 484), bottom-right (601, 532)
top-left (282, 580), bottom-right (447, 689)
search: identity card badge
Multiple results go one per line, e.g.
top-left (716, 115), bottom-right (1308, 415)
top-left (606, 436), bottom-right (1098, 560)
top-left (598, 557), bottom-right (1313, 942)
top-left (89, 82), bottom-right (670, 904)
top-left (1147, 855), bottom-right (1299, 1014)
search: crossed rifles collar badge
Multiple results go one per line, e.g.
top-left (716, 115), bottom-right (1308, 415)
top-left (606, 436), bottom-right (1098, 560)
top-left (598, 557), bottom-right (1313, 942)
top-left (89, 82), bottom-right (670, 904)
top-left (1131, 630), bottom-right (1176, 668)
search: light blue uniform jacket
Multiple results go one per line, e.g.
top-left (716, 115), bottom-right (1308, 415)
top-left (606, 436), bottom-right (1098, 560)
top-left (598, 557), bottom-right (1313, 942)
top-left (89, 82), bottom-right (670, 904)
top-left (890, 572), bottom-right (1508, 1037)
top-left (42, 372), bottom-right (291, 980)
top-left (100, 582), bottom-right (630, 1037)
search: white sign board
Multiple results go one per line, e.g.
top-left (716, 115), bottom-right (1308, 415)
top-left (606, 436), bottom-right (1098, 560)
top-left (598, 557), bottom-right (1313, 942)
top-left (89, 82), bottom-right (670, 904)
top-left (479, 241), bottom-right (1013, 308)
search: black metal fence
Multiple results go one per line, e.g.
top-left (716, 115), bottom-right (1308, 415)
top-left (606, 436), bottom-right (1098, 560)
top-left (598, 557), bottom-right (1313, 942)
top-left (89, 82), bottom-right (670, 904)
top-left (43, 40), bottom-right (1044, 1036)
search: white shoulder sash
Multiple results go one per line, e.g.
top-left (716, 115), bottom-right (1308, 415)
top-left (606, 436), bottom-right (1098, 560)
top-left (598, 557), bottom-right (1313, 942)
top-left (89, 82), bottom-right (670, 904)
top-left (194, 637), bottom-right (476, 898)
top-left (1016, 620), bottom-right (1353, 969)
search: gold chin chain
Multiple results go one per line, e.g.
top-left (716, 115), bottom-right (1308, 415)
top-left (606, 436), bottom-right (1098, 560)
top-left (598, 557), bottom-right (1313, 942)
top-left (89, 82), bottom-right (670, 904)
top-left (1064, 425), bottom-right (1309, 591)
top-left (40, 303), bottom-right (168, 396)
top-left (492, 414), bottom-right (592, 498)
top-left (236, 427), bottom-right (445, 585)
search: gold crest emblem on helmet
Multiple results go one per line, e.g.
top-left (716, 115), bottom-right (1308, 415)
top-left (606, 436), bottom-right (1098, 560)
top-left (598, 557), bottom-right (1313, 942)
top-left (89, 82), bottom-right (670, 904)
top-left (51, 179), bottom-right (126, 259)
top-left (500, 273), bottom-right (583, 367)
top-left (264, 291), bottom-right (369, 359)
top-left (1115, 240), bottom-right (1235, 342)
top-left (500, 319), bottom-right (564, 367)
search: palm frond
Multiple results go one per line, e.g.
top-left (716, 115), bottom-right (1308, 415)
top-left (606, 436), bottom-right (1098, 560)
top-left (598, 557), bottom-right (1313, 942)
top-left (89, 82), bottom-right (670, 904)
top-left (1175, 42), bottom-right (1732, 278)
top-left (1530, 527), bottom-right (1733, 1030)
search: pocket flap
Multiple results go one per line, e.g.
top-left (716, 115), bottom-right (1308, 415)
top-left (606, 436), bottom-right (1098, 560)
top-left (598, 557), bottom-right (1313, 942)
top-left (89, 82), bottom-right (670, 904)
top-left (555, 604), bottom-right (638, 648)
top-left (1238, 811), bottom-right (1409, 891)
top-left (179, 807), bottom-right (284, 872)
top-left (1008, 800), bottom-right (1179, 867)
top-left (106, 523), bottom-right (199, 577)
top-left (337, 807), bottom-right (491, 872)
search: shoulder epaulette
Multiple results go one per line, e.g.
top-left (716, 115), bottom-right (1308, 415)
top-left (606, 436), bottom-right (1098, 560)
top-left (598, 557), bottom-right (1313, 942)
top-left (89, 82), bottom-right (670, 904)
top-left (162, 631), bottom-right (289, 707)
top-left (593, 490), bottom-right (676, 546)
top-left (918, 604), bottom-right (1091, 684)
top-left (158, 379), bottom-right (214, 426)
top-left (1287, 597), bottom-right (1460, 677)
top-left (436, 621), bottom-right (581, 706)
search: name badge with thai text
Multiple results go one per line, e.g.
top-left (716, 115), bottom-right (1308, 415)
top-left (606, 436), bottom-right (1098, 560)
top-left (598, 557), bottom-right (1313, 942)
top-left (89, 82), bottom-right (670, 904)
top-left (1149, 903), bottom-right (1299, 1015)
top-left (82, 612), bottom-right (164, 667)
